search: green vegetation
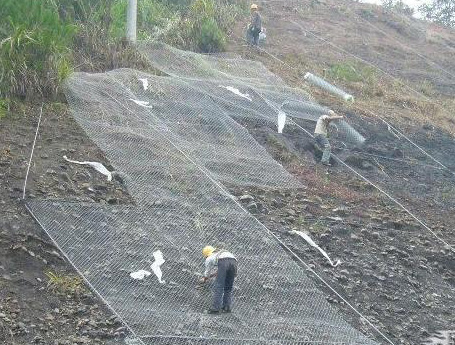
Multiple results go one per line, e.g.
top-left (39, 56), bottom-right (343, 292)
top-left (0, 99), bottom-right (9, 119)
top-left (328, 62), bottom-right (377, 84)
top-left (0, 0), bottom-right (247, 101)
top-left (45, 271), bottom-right (87, 295)
top-left (419, 0), bottom-right (455, 28)
top-left (381, 0), bottom-right (414, 16)
top-left (0, 0), bottom-right (75, 99)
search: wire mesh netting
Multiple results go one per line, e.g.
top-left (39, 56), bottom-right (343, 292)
top-left (139, 43), bottom-right (365, 146)
top-left (27, 43), bottom-right (377, 344)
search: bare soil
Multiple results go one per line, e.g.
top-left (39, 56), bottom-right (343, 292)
top-left (1, 0), bottom-right (455, 344)
top-left (0, 104), bottom-right (133, 345)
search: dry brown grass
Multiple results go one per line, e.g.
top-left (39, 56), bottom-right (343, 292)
top-left (288, 163), bottom-right (369, 204)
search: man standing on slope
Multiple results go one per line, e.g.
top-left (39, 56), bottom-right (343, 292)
top-left (249, 4), bottom-right (262, 46)
top-left (200, 246), bottom-right (237, 314)
top-left (314, 110), bottom-right (344, 166)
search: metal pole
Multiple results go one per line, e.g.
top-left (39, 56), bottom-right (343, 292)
top-left (126, 0), bottom-right (137, 43)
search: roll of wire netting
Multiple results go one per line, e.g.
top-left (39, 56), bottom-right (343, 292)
top-left (304, 72), bottom-right (354, 102)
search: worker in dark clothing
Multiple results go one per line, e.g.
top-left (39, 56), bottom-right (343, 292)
top-left (199, 246), bottom-right (237, 314)
top-left (248, 4), bottom-right (262, 46)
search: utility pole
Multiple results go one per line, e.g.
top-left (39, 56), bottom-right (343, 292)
top-left (126, 0), bottom-right (137, 43)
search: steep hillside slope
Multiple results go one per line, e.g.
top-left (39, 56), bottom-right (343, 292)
top-left (1, 0), bottom-right (454, 345)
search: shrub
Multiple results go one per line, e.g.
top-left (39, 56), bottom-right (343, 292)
top-left (0, 0), bottom-right (75, 99)
top-left (109, 0), bottom-right (177, 40)
top-left (328, 62), bottom-right (377, 84)
top-left (169, 0), bottom-right (244, 53)
top-left (382, 0), bottom-right (414, 16)
top-left (196, 17), bottom-right (226, 53)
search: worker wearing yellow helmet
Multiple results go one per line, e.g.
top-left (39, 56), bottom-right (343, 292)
top-left (248, 4), bottom-right (262, 46)
top-left (200, 245), bottom-right (237, 314)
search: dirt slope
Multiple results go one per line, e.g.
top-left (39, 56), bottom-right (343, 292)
top-left (0, 106), bottom-right (132, 344)
top-left (1, 0), bottom-right (455, 344)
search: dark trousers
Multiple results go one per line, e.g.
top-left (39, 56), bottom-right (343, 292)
top-left (212, 258), bottom-right (237, 311)
top-left (249, 27), bottom-right (261, 45)
top-left (314, 134), bottom-right (331, 163)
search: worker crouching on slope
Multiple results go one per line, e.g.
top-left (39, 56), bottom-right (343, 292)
top-left (314, 110), bottom-right (344, 166)
top-left (199, 246), bottom-right (237, 314)
top-left (248, 4), bottom-right (262, 46)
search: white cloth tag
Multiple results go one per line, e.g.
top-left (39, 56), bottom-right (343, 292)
top-left (151, 250), bottom-right (166, 284)
top-left (130, 270), bottom-right (151, 280)
top-left (63, 155), bottom-right (112, 181)
top-left (129, 99), bottom-right (153, 108)
top-left (291, 230), bottom-right (341, 267)
top-left (139, 78), bottom-right (149, 91)
top-left (219, 85), bottom-right (252, 101)
top-left (277, 110), bottom-right (286, 133)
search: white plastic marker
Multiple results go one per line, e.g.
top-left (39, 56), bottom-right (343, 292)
top-left (277, 110), bottom-right (286, 133)
top-left (63, 155), bottom-right (112, 181)
top-left (129, 99), bottom-right (153, 108)
top-left (290, 230), bottom-right (341, 267)
top-left (151, 250), bottom-right (165, 284)
top-left (138, 78), bottom-right (149, 91)
top-left (218, 85), bottom-right (252, 101)
top-left (130, 270), bottom-right (151, 280)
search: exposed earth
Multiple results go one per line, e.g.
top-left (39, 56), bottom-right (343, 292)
top-left (1, 0), bottom-right (455, 344)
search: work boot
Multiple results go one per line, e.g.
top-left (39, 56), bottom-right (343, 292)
top-left (222, 306), bottom-right (231, 313)
top-left (207, 309), bottom-right (220, 314)
top-left (322, 161), bottom-right (331, 166)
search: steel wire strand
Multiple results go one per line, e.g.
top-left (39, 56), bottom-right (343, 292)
top-left (288, 120), bottom-right (454, 252)
top-left (229, 32), bottom-right (455, 247)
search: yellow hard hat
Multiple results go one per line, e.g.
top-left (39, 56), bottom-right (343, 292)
top-left (202, 246), bottom-right (216, 258)
top-left (251, 4), bottom-right (258, 10)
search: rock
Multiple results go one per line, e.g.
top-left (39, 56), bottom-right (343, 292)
top-left (333, 207), bottom-right (348, 216)
top-left (73, 336), bottom-right (90, 344)
top-left (286, 209), bottom-right (296, 216)
top-left (45, 313), bottom-right (55, 321)
top-left (344, 156), bottom-right (375, 171)
top-left (16, 321), bottom-right (28, 332)
top-left (392, 148), bottom-right (404, 158)
top-left (239, 194), bottom-right (254, 202)
top-left (246, 201), bottom-right (257, 211)
top-left (107, 198), bottom-right (118, 205)
top-left (112, 171), bottom-right (126, 184)
top-left (115, 326), bottom-right (127, 333)
top-left (59, 172), bottom-right (72, 183)
top-left (33, 336), bottom-right (45, 344)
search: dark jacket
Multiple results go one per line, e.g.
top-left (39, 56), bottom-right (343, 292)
top-left (250, 12), bottom-right (262, 32)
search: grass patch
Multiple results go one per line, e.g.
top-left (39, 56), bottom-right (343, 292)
top-left (45, 271), bottom-right (87, 295)
top-left (266, 134), bottom-right (300, 164)
top-left (310, 219), bottom-right (326, 234)
top-left (417, 80), bottom-right (436, 97)
top-left (0, 99), bottom-right (10, 119)
top-left (0, 0), bottom-right (76, 99)
top-left (328, 62), bottom-right (377, 83)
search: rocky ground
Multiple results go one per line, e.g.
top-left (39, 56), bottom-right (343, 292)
top-left (2, 0), bottom-right (455, 344)
top-left (0, 104), bottom-right (133, 344)
top-left (233, 115), bottom-right (455, 345)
